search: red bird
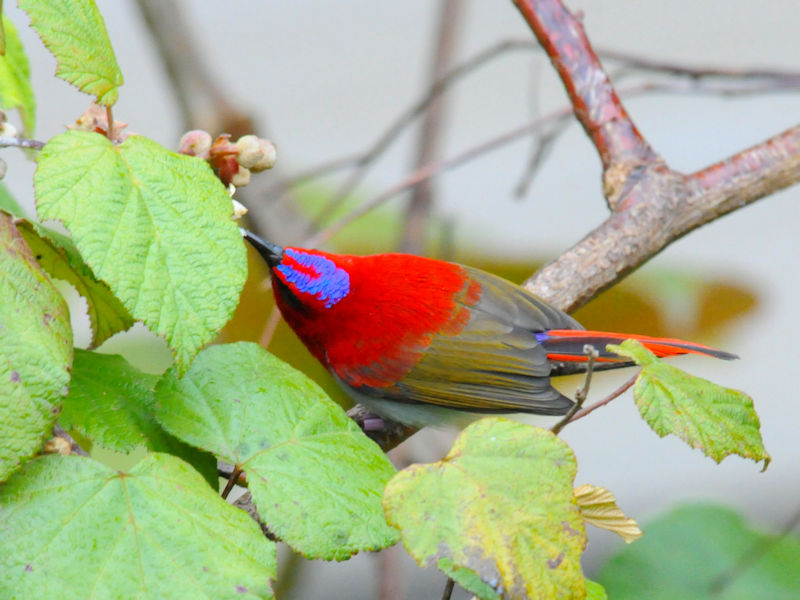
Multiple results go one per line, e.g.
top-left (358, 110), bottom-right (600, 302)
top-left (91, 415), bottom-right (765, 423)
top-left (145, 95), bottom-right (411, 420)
top-left (244, 231), bottom-right (736, 427)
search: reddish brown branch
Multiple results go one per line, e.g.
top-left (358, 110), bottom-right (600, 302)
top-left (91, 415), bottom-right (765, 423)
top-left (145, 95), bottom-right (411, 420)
top-left (524, 124), bottom-right (800, 312)
top-left (512, 0), bottom-right (656, 169)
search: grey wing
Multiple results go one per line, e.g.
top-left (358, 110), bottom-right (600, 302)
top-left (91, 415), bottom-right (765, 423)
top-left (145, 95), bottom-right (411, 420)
top-left (344, 267), bottom-right (583, 419)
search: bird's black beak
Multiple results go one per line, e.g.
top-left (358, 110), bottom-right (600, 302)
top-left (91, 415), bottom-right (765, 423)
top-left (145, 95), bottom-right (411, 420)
top-left (241, 229), bottom-right (284, 268)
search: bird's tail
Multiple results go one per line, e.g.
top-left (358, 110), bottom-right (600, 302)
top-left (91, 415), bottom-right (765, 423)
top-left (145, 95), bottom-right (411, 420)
top-left (540, 330), bottom-right (738, 365)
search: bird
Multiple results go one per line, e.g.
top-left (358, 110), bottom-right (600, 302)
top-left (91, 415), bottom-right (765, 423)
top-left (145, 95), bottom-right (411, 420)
top-left (243, 230), bottom-right (737, 428)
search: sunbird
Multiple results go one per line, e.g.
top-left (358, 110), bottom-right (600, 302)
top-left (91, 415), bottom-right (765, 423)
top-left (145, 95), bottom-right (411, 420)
top-left (244, 230), bottom-right (736, 427)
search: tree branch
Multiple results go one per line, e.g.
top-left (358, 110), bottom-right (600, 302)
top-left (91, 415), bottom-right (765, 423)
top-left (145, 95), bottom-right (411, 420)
top-left (524, 124), bottom-right (800, 312)
top-left (354, 1), bottom-right (800, 452)
top-left (512, 0), bottom-right (657, 170)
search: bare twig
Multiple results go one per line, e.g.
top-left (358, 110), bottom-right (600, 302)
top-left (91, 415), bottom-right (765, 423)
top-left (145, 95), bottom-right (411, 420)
top-left (567, 373), bottom-right (638, 424)
top-left (514, 112), bottom-right (573, 197)
top-left (441, 578), bottom-right (455, 600)
top-left (302, 39), bottom-right (538, 231)
top-left (258, 304), bottom-right (283, 349)
top-left (221, 464), bottom-right (242, 500)
top-left (134, 0), bottom-right (250, 136)
top-left (0, 136), bottom-right (44, 150)
top-left (551, 345), bottom-right (599, 434)
top-left (305, 104), bottom-right (574, 247)
top-left (399, 0), bottom-right (462, 254)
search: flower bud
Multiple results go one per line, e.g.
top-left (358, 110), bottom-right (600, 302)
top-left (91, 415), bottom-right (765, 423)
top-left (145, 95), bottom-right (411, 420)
top-left (230, 166), bottom-right (251, 187)
top-left (0, 122), bottom-right (18, 138)
top-left (178, 130), bottom-right (213, 159)
top-left (235, 135), bottom-right (277, 172)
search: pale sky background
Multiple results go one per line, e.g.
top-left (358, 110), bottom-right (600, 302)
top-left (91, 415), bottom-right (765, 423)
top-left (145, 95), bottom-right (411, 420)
top-left (3, 2), bottom-right (798, 598)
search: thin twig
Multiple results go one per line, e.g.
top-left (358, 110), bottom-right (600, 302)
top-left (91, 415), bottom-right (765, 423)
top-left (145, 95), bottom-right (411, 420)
top-left (258, 304), bottom-right (283, 349)
top-left (0, 136), bottom-right (45, 150)
top-left (305, 104), bottom-right (573, 247)
top-left (513, 112), bottom-right (573, 197)
top-left (221, 464), bottom-right (242, 500)
top-left (303, 39), bottom-right (537, 231)
top-left (399, 0), bottom-right (462, 254)
top-left (551, 344), bottom-right (599, 434)
top-left (441, 578), bottom-right (455, 600)
top-left (567, 373), bottom-right (638, 424)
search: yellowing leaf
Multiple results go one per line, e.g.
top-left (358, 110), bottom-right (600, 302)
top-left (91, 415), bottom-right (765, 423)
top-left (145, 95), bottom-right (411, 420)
top-left (0, 213), bottom-right (71, 481)
top-left (609, 340), bottom-right (769, 468)
top-left (19, 0), bottom-right (123, 105)
top-left (575, 484), bottom-right (642, 544)
top-left (384, 418), bottom-right (587, 599)
top-left (17, 220), bottom-right (133, 347)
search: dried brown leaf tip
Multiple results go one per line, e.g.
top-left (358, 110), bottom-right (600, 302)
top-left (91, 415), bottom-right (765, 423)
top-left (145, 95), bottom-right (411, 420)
top-left (574, 483), bottom-right (643, 543)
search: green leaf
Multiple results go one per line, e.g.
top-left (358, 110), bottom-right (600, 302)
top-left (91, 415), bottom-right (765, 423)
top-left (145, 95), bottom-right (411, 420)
top-left (154, 342), bottom-right (398, 560)
top-left (60, 349), bottom-right (159, 452)
top-left (598, 504), bottom-right (800, 600)
top-left (0, 453), bottom-right (275, 599)
top-left (609, 339), bottom-right (769, 467)
top-left (17, 220), bottom-right (134, 347)
top-left (18, 0), bottom-right (122, 105)
top-left (60, 349), bottom-right (217, 486)
top-left (0, 16), bottom-right (35, 135)
top-left (0, 182), bottom-right (26, 216)
top-left (0, 213), bottom-right (71, 481)
top-left (383, 418), bottom-right (586, 599)
top-left (585, 579), bottom-right (608, 600)
top-left (34, 131), bottom-right (247, 370)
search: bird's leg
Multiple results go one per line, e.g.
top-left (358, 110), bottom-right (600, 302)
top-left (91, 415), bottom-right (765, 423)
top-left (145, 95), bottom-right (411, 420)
top-left (551, 344), bottom-right (599, 434)
top-left (348, 404), bottom-right (419, 451)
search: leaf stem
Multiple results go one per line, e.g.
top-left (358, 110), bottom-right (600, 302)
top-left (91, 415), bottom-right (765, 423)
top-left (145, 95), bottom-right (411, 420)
top-left (221, 464), bottom-right (242, 500)
top-left (106, 105), bottom-right (115, 142)
top-left (568, 373), bottom-right (638, 424)
top-left (551, 344), bottom-right (598, 434)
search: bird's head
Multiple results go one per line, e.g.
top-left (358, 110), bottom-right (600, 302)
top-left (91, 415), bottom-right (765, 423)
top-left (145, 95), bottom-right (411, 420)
top-left (242, 230), bottom-right (352, 315)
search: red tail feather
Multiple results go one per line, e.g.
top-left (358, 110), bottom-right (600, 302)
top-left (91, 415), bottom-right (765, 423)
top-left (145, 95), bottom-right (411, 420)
top-left (543, 330), bottom-right (738, 362)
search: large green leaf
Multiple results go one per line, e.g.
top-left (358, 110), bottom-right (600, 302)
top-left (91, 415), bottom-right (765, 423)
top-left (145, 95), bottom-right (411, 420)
top-left (0, 213), bottom-right (71, 481)
top-left (17, 220), bottom-right (134, 347)
top-left (18, 0), bottom-right (122, 105)
top-left (60, 349), bottom-right (159, 452)
top-left (34, 131), bottom-right (247, 370)
top-left (0, 16), bottom-right (35, 135)
top-left (598, 504), bottom-right (800, 599)
top-left (0, 453), bottom-right (275, 599)
top-left (383, 418), bottom-right (587, 599)
top-left (154, 342), bottom-right (398, 560)
top-left (60, 349), bottom-right (217, 487)
top-left (610, 340), bottom-right (769, 467)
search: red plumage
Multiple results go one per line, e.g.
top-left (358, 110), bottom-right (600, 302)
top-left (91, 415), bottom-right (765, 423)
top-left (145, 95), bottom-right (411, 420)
top-left (244, 231), bottom-right (736, 427)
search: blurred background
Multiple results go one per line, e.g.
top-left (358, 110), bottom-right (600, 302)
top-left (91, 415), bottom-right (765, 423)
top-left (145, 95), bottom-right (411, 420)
top-left (3, 1), bottom-right (798, 597)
